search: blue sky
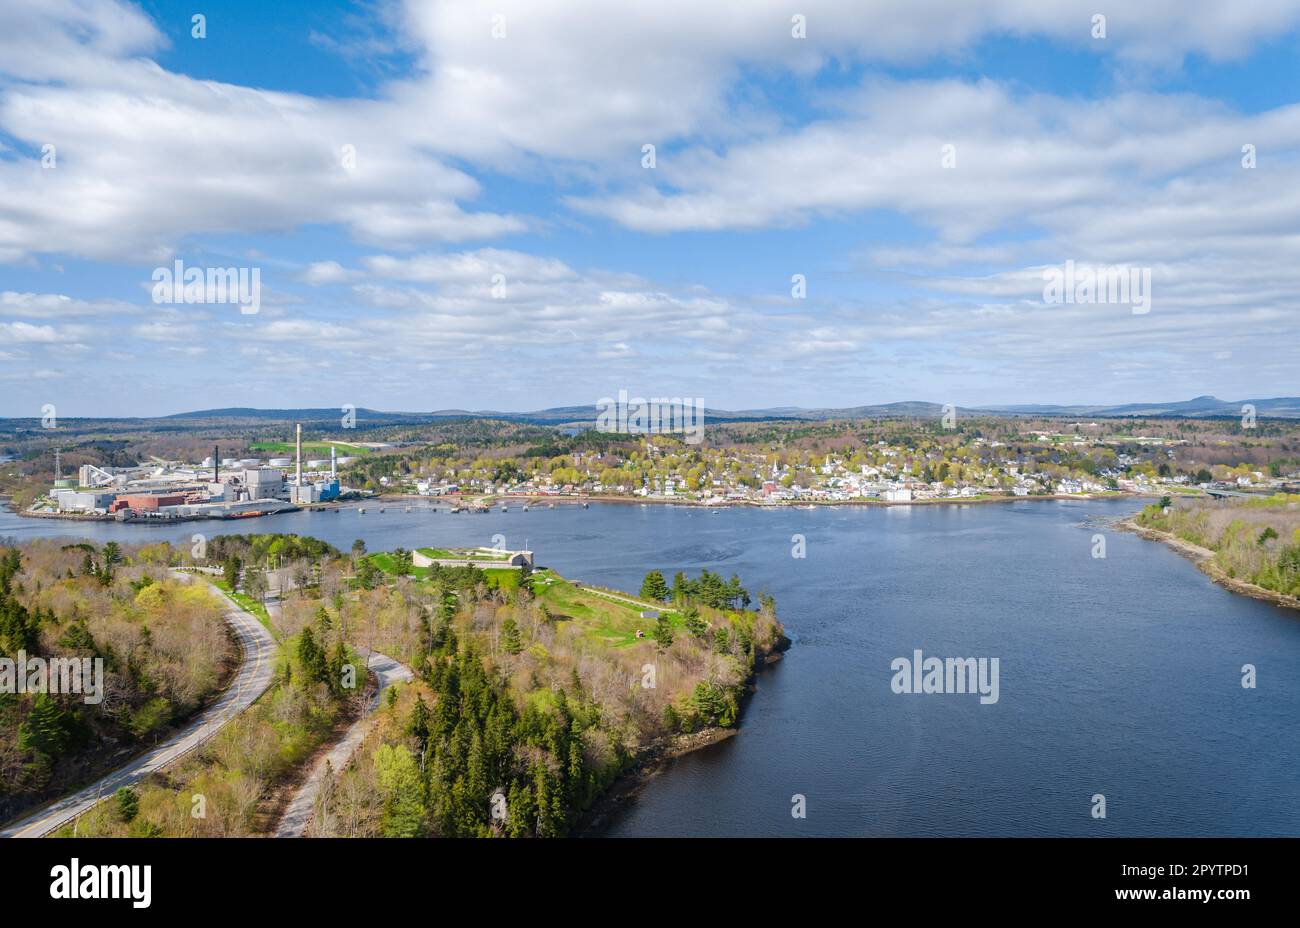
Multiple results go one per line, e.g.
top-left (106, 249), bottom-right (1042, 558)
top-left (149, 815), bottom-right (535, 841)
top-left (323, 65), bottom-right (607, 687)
top-left (2, 0), bottom-right (1299, 416)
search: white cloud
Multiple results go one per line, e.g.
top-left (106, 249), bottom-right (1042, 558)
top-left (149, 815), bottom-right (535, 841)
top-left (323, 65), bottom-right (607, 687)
top-left (0, 290), bottom-right (138, 317)
top-left (299, 261), bottom-right (362, 285)
top-left (2, 0), bottom-right (1300, 412)
top-left (0, 320), bottom-right (65, 342)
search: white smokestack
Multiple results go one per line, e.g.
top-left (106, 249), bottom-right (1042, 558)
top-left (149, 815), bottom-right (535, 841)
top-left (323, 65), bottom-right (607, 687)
top-left (295, 423), bottom-right (302, 487)
top-left (330, 445), bottom-right (336, 478)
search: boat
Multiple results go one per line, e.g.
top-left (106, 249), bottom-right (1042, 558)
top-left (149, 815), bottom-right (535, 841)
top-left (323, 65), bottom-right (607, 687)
top-left (227, 510), bottom-right (265, 520)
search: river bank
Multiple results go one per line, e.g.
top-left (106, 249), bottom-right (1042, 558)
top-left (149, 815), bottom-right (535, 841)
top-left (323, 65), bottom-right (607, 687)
top-left (376, 489), bottom-right (1156, 511)
top-left (1118, 518), bottom-right (1300, 613)
top-left (579, 633), bottom-right (790, 836)
top-left (8, 488), bottom-right (1157, 523)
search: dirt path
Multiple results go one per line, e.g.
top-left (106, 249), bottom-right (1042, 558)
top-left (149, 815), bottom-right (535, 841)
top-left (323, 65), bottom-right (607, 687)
top-left (274, 650), bottom-right (413, 837)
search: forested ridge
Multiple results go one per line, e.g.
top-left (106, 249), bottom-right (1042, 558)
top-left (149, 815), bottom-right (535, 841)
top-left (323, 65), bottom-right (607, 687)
top-left (1, 539), bottom-right (232, 824)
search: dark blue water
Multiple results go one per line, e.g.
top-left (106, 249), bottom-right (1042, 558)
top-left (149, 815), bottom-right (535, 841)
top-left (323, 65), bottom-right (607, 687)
top-left (2, 498), bottom-right (1297, 836)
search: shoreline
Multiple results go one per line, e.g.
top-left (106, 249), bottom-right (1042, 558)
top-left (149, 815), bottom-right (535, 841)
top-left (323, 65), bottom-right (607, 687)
top-left (6, 489), bottom-right (1163, 524)
top-left (1117, 517), bottom-right (1300, 613)
top-left (376, 489), bottom-right (1159, 510)
top-left (577, 636), bottom-right (790, 836)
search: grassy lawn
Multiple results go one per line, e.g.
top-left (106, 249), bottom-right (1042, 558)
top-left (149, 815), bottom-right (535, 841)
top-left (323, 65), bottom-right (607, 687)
top-left (368, 552), bottom-right (431, 578)
top-left (212, 578), bottom-right (275, 634)
top-left (531, 570), bottom-right (683, 648)
top-left (417, 546), bottom-right (513, 561)
top-left (484, 568), bottom-right (520, 591)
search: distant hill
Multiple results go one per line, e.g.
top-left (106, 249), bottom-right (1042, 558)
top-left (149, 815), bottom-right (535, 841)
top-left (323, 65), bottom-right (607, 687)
top-left (162, 407), bottom-right (451, 425)
top-left (975, 395), bottom-right (1300, 418)
top-left (162, 396), bottom-right (1300, 424)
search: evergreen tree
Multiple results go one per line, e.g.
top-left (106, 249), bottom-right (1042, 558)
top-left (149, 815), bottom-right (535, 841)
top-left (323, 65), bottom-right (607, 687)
top-left (500, 618), bottom-right (522, 655)
top-left (0, 585), bottom-right (40, 654)
top-left (683, 606), bottom-right (708, 639)
top-left (327, 640), bottom-right (348, 695)
top-left (407, 694), bottom-right (431, 753)
top-left (533, 764), bottom-right (560, 838)
top-left (18, 693), bottom-right (76, 758)
top-left (297, 627), bottom-right (327, 684)
top-left (671, 570), bottom-right (688, 603)
top-left (114, 787), bottom-right (139, 823)
top-left (505, 780), bottom-right (536, 838)
top-left (653, 613), bottom-right (674, 650)
top-left (640, 570), bottom-right (669, 602)
top-left (222, 555), bottom-right (241, 591)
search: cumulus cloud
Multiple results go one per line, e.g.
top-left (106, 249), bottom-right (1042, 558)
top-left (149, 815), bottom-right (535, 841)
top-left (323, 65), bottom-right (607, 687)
top-left (2, 0), bottom-right (1300, 413)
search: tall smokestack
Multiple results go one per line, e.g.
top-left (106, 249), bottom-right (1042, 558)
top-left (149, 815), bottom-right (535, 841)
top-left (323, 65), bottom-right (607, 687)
top-left (295, 424), bottom-right (303, 487)
top-left (214, 444), bottom-right (219, 483)
top-left (330, 444), bottom-right (336, 479)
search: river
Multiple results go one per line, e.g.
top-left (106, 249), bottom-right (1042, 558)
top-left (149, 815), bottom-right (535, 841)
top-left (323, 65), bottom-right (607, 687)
top-left (2, 497), bottom-right (1297, 836)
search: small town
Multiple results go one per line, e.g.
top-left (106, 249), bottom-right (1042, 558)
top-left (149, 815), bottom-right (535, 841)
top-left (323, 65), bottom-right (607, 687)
top-left (348, 424), bottom-right (1300, 507)
top-left (19, 418), bottom-right (1300, 521)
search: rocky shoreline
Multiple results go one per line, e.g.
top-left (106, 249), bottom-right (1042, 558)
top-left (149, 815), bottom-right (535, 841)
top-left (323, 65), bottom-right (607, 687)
top-left (577, 633), bottom-right (791, 836)
top-left (1118, 517), bottom-right (1300, 613)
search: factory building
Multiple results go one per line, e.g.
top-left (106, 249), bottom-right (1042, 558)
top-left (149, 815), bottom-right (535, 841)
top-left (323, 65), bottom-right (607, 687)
top-left (109, 494), bottom-right (186, 513)
top-left (239, 467), bottom-right (288, 501)
top-left (52, 489), bottom-right (117, 512)
top-left (45, 423), bottom-right (349, 518)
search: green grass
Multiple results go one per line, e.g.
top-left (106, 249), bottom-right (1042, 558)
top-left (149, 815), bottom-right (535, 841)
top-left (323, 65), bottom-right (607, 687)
top-left (484, 568), bottom-right (520, 591)
top-left (417, 546), bottom-right (512, 561)
top-left (531, 571), bottom-right (685, 648)
top-left (212, 579), bottom-right (275, 634)
top-left (368, 552), bottom-right (430, 578)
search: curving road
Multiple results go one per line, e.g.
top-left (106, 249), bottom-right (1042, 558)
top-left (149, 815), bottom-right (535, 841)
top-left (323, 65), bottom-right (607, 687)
top-left (0, 571), bottom-right (277, 838)
top-left (274, 650), bottom-right (412, 837)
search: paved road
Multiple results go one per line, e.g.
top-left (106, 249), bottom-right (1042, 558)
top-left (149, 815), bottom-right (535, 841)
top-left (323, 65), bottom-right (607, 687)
top-left (274, 650), bottom-right (413, 837)
top-left (0, 571), bottom-right (277, 838)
